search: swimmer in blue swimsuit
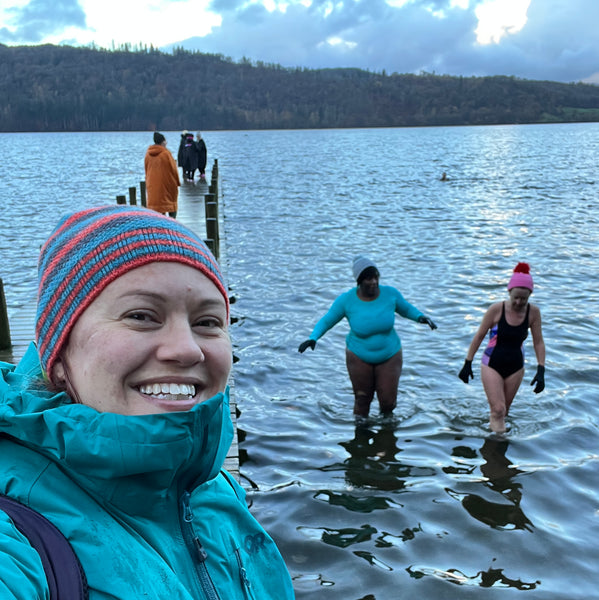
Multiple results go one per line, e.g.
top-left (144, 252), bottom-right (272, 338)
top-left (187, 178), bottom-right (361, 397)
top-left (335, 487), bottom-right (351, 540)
top-left (298, 256), bottom-right (437, 418)
top-left (458, 263), bottom-right (546, 433)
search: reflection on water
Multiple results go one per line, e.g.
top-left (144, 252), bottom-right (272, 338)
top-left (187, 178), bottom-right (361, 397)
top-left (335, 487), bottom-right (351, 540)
top-left (308, 424), bottom-right (539, 590)
top-left (448, 437), bottom-right (533, 532)
top-left (2, 125), bottom-right (599, 599)
top-left (406, 561), bottom-right (540, 590)
top-left (321, 423), bottom-right (436, 492)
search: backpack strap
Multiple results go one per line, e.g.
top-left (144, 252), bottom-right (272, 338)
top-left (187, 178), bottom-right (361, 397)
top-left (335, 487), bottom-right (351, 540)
top-left (0, 495), bottom-right (88, 600)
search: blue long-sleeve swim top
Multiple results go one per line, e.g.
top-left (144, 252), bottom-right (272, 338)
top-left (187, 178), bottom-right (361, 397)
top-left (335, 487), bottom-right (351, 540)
top-left (309, 285), bottom-right (424, 364)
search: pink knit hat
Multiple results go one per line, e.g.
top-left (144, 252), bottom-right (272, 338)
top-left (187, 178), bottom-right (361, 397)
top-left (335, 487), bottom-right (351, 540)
top-left (507, 262), bottom-right (534, 292)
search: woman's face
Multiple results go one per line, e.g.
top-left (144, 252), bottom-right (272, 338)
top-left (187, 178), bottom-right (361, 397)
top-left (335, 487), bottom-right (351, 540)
top-left (52, 262), bottom-right (231, 415)
top-left (509, 287), bottom-right (531, 311)
top-left (359, 274), bottom-right (380, 298)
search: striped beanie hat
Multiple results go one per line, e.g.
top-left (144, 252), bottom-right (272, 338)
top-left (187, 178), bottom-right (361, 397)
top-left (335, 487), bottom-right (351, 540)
top-left (36, 205), bottom-right (228, 381)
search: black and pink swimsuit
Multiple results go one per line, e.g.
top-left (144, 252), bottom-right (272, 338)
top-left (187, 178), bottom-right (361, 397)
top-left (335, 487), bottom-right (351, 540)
top-left (482, 302), bottom-right (529, 379)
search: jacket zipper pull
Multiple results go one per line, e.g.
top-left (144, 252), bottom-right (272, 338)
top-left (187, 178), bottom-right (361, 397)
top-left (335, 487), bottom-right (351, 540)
top-left (181, 492), bottom-right (210, 563)
top-left (182, 491), bottom-right (193, 523)
top-left (194, 538), bottom-right (209, 562)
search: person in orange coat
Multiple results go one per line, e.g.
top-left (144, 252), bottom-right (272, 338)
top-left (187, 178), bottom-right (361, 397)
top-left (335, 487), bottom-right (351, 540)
top-left (144, 132), bottom-right (180, 217)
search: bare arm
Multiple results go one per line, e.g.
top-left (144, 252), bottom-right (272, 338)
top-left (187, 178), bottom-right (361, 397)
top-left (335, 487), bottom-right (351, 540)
top-left (529, 304), bottom-right (545, 366)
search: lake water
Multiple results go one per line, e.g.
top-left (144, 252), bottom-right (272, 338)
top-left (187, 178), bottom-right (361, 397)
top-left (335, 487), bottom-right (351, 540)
top-left (1, 124), bottom-right (598, 599)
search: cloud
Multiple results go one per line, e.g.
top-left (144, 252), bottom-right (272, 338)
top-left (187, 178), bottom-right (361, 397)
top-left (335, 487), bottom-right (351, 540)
top-left (1, 0), bottom-right (597, 84)
top-left (175, 0), bottom-right (479, 73)
top-left (172, 0), bottom-right (599, 83)
top-left (0, 0), bottom-right (86, 43)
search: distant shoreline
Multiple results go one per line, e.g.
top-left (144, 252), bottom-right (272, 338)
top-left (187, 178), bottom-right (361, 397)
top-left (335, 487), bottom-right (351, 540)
top-left (1, 43), bottom-right (599, 132)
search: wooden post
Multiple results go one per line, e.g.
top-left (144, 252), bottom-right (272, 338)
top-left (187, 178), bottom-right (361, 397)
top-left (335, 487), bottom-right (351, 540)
top-left (210, 159), bottom-right (218, 195)
top-left (204, 193), bottom-right (217, 217)
top-left (205, 238), bottom-right (217, 257)
top-left (0, 279), bottom-right (12, 350)
top-left (206, 218), bottom-right (219, 259)
top-left (205, 193), bottom-right (219, 252)
top-left (128, 187), bottom-right (137, 205)
top-left (116, 195), bottom-right (127, 205)
top-left (140, 181), bottom-right (146, 207)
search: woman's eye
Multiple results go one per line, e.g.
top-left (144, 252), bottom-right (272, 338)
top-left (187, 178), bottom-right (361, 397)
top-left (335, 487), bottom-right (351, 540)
top-left (125, 311), bottom-right (156, 323)
top-left (194, 317), bottom-right (222, 328)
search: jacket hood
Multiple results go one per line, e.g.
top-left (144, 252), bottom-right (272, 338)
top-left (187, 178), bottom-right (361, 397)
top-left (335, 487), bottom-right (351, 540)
top-left (146, 143), bottom-right (169, 158)
top-left (0, 343), bottom-right (233, 514)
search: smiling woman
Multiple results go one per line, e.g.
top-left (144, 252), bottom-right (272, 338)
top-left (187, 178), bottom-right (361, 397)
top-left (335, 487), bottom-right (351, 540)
top-left (0, 205), bottom-right (294, 599)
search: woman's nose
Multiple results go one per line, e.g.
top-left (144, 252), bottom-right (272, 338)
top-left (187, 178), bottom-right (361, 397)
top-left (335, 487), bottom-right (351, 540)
top-left (155, 319), bottom-right (205, 364)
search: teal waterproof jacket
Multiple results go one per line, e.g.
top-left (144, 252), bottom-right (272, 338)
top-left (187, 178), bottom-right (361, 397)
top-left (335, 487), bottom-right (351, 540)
top-left (0, 344), bottom-right (295, 599)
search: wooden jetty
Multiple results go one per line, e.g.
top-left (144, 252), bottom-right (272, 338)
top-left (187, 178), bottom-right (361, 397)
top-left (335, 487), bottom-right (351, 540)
top-left (0, 159), bottom-right (239, 479)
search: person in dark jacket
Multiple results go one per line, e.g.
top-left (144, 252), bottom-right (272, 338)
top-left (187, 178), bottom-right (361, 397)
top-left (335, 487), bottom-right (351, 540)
top-left (177, 129), bottom-right (189, 180)
top-left (196, 132), bottom-right (208, 181)
top-left (180, 132), bottom-right (199, 181)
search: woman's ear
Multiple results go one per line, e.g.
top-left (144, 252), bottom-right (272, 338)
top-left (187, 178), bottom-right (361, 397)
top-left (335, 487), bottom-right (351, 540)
top-left (51, 358), bottom-right (66, 387)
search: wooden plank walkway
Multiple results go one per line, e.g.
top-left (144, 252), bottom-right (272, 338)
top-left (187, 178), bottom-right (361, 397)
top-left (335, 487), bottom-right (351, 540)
top-left (0, 173), bottom-right (240, 479)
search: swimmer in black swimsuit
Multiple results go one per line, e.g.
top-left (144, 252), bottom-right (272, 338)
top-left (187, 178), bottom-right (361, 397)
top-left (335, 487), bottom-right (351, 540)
top-left (458, 263), bottom-right (546, 433)
top-left (483, 303), bottom-right (529, 378)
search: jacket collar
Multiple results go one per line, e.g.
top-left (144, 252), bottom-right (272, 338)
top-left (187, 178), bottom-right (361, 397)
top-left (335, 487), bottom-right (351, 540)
top-left (1, 343), bottom-right (233, 514)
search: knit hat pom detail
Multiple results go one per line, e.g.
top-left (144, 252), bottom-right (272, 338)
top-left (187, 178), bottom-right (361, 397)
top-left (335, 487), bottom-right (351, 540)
top-left (513, 262), bottom-right (530, 274)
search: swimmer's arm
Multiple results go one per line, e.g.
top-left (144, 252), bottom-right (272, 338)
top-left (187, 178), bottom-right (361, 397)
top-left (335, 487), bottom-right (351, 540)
top-left (465, 303), bottom-right (501, 361)
top-left (529, 305), bottom-right (545, 366)
top-left (392, 288), bottom-right (423, 321)
top-left (310, 294), bottom-right (347, 341)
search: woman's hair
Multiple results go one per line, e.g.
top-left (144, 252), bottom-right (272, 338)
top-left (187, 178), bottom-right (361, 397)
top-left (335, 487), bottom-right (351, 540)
top-left (357, 266), bottom-right (380, 285)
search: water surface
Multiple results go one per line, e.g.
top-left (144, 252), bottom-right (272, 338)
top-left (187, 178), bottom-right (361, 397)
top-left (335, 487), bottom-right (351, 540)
top-left (1, 124), bottom-right (598, 598)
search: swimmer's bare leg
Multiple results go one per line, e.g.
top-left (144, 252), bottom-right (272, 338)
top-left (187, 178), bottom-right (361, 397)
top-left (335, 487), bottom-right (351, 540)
top-left (481, 365), bottom-right (508, 433)
top-left (346, 350), bottom-right (375, 417)
top-left (374, 350), bottom-right (403, 416)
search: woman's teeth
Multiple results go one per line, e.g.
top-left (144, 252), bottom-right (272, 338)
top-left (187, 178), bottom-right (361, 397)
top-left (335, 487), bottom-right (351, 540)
top-left (139, 383), bottom-right (196, 398)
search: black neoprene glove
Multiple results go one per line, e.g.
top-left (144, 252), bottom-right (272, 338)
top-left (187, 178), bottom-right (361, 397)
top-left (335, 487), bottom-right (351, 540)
top-left (458, 359), bottom-right (473, 383)
top-left (298, 339), bottom-right (316, 353)
top-left (530, 365), bottom-right (545, 393)
top-left (418, 316), bottom-right (438, 330)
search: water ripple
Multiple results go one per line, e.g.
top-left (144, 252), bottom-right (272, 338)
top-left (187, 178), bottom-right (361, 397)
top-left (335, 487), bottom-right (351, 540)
top-left (3, 125), bottom-right (599, 598)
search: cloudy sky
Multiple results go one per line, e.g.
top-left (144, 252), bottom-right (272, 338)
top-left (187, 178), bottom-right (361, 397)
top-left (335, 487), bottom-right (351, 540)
top-left (0, 0), bottom-right (597, 84)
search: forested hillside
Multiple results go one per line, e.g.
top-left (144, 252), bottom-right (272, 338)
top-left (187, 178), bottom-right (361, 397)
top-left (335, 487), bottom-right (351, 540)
top-left (1, 43), bottom-right (599, 132)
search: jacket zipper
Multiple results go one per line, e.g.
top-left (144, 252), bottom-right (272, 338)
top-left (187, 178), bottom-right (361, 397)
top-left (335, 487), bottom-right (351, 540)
top-left (234, 547), bottom-right (253, 600)
top-left (180, 491), bottom-right (220, 600)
